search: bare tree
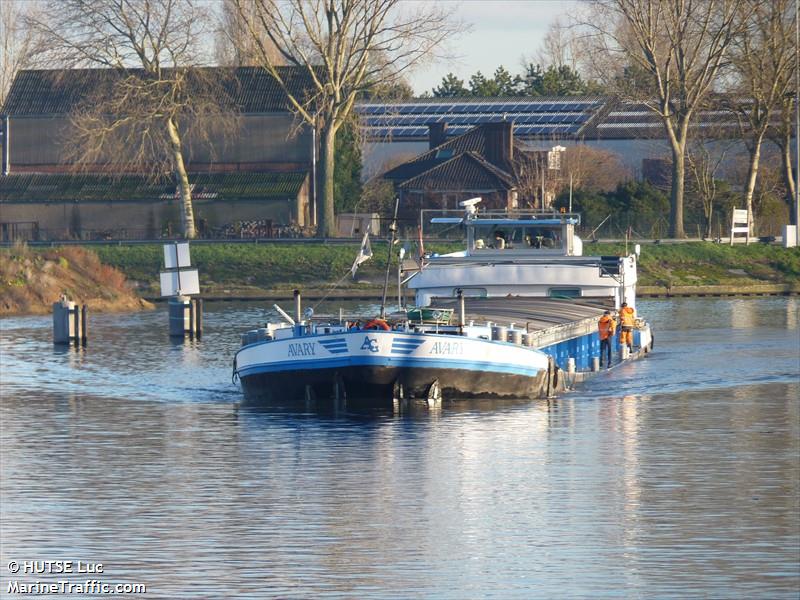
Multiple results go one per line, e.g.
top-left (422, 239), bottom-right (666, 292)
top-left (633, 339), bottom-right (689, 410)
top-left (769, 95), bottom-right (798, 225)
top-left (749, 152), bottom-right (791, 235)
top-left (535, 18), bottom-right (580, 72)
top-left (511, 150), bottom-right (546, 209)
top-left (580, 0), bottom-right (742, 238)
top-left (686, 134), bottom-right (733, 238)
top-left (727, 0), bottom-right (795, 233)
top-left (232, 0), bottom-right (461, 237)
top-left (29, 0), bottom-right (228, 239)
top-left (0, 0), bottom-right (40, 107)
top-left (216, 0), bottom-right (284, 67)
top-left (562, 145), bottom-right (630, 192)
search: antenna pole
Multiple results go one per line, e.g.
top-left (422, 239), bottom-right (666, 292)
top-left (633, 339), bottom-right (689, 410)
top-left (380, 197), bottom-right (400, 319)
top-left (397, 258), bottom-right (402, 310)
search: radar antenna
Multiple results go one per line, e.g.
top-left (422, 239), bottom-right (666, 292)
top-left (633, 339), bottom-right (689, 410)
top-left (459, 197), bottom-right (482, 217)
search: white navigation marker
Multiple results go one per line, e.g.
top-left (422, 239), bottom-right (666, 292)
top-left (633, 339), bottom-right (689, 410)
top-left (160, 242), bottom-right (200, 297)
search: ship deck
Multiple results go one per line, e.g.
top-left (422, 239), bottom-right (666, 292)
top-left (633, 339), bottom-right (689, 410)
top-left (428, 297), bottom-right (611, 332)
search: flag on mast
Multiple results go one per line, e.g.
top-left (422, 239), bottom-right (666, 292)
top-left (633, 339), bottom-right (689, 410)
top-left (351, 230), bottom-right (373, 277)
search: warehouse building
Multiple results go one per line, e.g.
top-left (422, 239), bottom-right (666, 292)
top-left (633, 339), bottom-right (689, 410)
top-left (1, 67), bottom-right (315, 240)
top-left (356, 96), bottom-right (793, 182)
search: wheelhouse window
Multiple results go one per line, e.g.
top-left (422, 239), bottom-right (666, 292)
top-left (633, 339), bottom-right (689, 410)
top-left (471, 225), bottom-right (563, 250)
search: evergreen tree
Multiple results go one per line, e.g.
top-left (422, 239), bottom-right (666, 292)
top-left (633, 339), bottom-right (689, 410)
top-left (555, 181), bottom-right (669, 235)
top-left (468, 71), bottom-right (499, 96)
top-left (333, 121), bottom-right (363, 214)
top-left (521, 63), bottom-right (591, 96)
top-left (541, 65), bottom-right (587, 96)
top-left (365, 79), bottom-right (415, 100)
top-left (432, 73), bottom-right (468, 97)
top-left (430, 64), bottom-right (604, 99)
top-left (521, 63), bottom-right (545, 96)
top-left (492, 66), bottom-right (523, 96)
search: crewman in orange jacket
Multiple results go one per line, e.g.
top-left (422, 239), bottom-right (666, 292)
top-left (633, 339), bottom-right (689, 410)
top-left (598, 310), bottom-right (616, 367)
top-left (618, 302), bottom-right (636, 352)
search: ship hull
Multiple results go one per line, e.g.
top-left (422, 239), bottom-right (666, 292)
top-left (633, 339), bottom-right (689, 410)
top-left (239, 364), bottom-right (552, 405)
top-left (235, 330), bottom-right (552, 405)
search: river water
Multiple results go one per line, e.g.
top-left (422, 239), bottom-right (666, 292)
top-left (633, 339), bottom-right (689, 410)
top-left (1, 297), bottom-right (798, 598)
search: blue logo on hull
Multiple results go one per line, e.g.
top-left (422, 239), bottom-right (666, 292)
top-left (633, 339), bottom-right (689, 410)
top-left (318, 338), bottom-right (348, 354)
top-left (361, 337), bottom-right (380, 352)
top-left (391, 337), bottom-right (425, 355)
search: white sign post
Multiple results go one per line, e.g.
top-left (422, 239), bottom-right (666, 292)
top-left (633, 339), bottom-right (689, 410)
top-left (160, 242), bottom-right (200, 296)
top-left (160, 242), bottom-right (202, 338)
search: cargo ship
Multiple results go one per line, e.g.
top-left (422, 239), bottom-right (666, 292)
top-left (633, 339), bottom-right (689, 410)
top-left (233, 199), bottom-right (653, 404)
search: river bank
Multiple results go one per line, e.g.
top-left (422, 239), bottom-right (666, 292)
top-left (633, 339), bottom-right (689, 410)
top-left (92, 241), bottom-right (798, 297)
top-left (1, 242), bottom-right (797, 313)
top-left (0, 243), bottom-right (153, 315)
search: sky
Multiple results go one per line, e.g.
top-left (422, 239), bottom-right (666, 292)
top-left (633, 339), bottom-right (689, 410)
top-left (408, 0), bottom-right (581, 96)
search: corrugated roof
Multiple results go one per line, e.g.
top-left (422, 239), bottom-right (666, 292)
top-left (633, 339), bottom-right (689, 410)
top-left (1, 67), bottom-right (317, 115)
top-left (398, 152), bottom-right (515, 192)
top-left (356, 97), bottom-right (605, 141)
top-left (579, 99), bottom-right (760, 139)
top-left (360, 95), bottom-right (765, 142)
top-left (0, 171), bottom-right (307, 203)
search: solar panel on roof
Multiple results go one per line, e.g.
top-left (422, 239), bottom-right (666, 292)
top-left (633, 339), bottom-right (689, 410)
top-left (357, 97), bottom-right (608, 140)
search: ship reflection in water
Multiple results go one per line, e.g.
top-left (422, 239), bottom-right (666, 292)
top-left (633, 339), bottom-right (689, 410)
top-left (1, 297), bottom-right (798, 598)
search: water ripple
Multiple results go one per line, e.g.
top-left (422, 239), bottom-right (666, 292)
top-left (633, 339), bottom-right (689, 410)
top-left (1, 298), bottom-right (798, 598)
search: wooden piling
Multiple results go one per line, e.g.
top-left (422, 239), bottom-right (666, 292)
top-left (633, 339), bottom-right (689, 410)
top-left (72, 304), bottom-right (81, 348)
top-left (188, 297), bottom-right (195, 339)
top-left (195, 298), bottom-right (203, 338)
top-left (80, 305), bottom-right (88, 346)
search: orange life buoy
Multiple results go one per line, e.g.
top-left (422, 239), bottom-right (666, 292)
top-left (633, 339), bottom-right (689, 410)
top-left (364, 318), bottom-right (390, 331)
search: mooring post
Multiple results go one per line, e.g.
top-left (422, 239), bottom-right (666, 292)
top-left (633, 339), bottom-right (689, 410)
top-left (188, 298), bottom-right (195, 339)
top-left (195, 298), bottom-right (203, 339)
top-left (72, 304), bottom-right (81, 348)
top-left (168, 295), bottom-right (190, 338)
top-left (53, 297), bottom-right (75, 345)
top-left (591, 357), bottom-right (599, 372)
top-left (567, 357), bottom-right (576, 374)
top-left (80, 304), bottom-right (88, 347)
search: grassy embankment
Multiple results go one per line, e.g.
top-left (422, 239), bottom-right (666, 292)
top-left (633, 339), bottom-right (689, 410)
top-left (0, 243), bottom-right (153, 315)
top-left (589, 242), bottom-right (800, 291)
top-left (2, 241), bottom-right (797, 314)
top-left (91, 242), bottom-right (462, 296)
top-left (89, 241), bottom-right (800, 297)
